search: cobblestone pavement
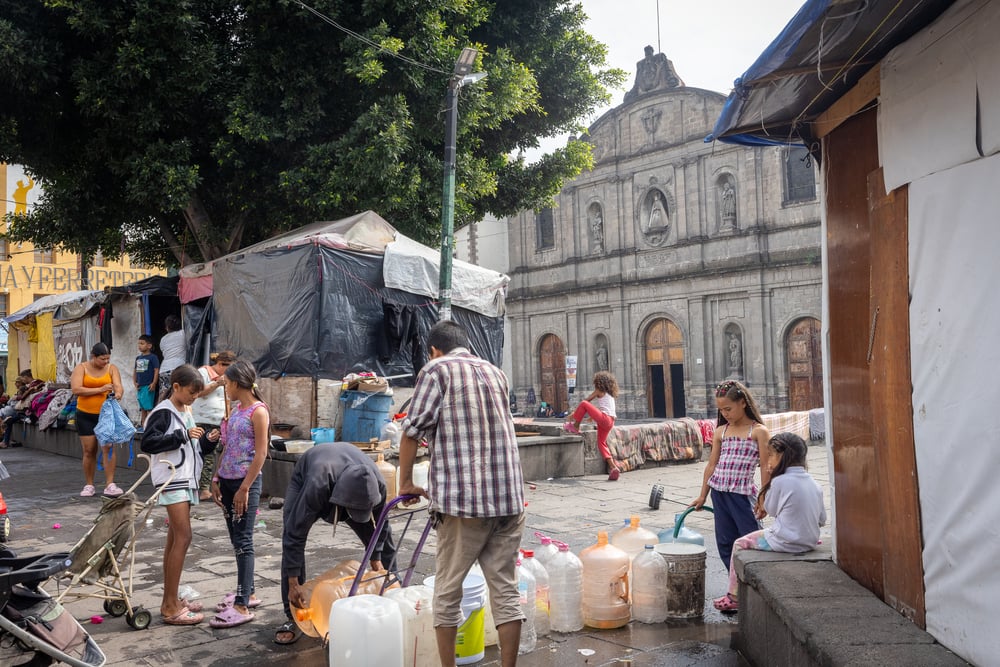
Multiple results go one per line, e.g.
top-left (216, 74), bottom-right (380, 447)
top-left (0, 443), bottom-right (831, 666)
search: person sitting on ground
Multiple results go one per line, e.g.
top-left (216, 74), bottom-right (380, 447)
top-left (274, 442), bottom-right (396, 645)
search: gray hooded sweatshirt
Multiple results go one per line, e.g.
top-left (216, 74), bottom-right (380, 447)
top-left (281, 442), bottom-right (395, 580)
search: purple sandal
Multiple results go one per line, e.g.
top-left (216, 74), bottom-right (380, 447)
top-left (209, 605), bottom-right (255, 628)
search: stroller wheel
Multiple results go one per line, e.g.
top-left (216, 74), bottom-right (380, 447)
top-left (106, 598), bottom-right (128, 617)
top-left (127, 608), bottom-right (152, 630)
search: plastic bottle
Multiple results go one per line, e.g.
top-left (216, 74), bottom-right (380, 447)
top-left (381, 414), bottom-right (405, 451)
top-left (533, 531), bottom-right (559, 568)
top-left (384, 585), bottom-right (437, 667)
top-left (580, 531), bottom-right (630, 629)
top-left (408, 460), bottom-right (430, 509)
top-left (520, 550), bottom-right (550, 637)
top-left (657, 511), bottom-right (706, 546)
top-left (547, 541), bottom-right (584, 632)
top-left (516, 558), bottom-right (536, 655)
top-left (631, 545), bottom-right (668, 623)
top-left (611, 515), bottom-right (659, 561)
top-left (375, 452), bottom-right (397, 504)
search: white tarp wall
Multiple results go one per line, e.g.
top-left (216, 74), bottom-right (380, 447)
top-left (880, 1), bottom-right (1000, 662)
top-left (108, 297), bottom-right (144, 424)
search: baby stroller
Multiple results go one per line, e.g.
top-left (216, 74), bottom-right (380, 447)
top-left (49, 454), bottom-right (174, 631)
top-left (0, 552), bottom-right (106, 666)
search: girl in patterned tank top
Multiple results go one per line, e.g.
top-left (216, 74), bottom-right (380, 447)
top-left (207, 359), bottom-right (269, 628)
top-left (689, 380), bottom-right (771, 573)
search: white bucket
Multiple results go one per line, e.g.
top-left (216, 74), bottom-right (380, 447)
top-left (384, 585), bottom-right (438, 667)
top-left (328, 594), bottom-right (403, 666)
top-left (653, 542), bottom-right (707, 619)
top-left (424, 573), bottom-right (488, 665)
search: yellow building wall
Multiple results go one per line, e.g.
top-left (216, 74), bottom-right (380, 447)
top-left (1, 163), bottom-right (166, 317)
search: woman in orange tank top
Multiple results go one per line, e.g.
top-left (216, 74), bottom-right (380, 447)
top-left (70, 342), bottom-right (124, 497)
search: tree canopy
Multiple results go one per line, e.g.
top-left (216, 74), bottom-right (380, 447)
top-left (0, 0), bottom-right (624, 266)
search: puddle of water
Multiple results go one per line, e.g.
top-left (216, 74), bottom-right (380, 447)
top-left (662, 617), bottom-right (737, 647)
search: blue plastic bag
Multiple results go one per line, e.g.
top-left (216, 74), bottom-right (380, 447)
top-left (94, 397), bottom-right (136, 446)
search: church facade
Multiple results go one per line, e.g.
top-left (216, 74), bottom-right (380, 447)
top-left (504, 49), bottom-right (823, 419)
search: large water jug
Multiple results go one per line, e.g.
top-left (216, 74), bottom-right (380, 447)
top-left (533, 531), bottom-right (559, 568)
top-left (547, 541), bottom-right (584, 632)
top-left (580, 531), bottom-right (630, 629)
top-left (375, 452), bottom-right (397, 505)
top-left (384, 585), bottom-right (437, 667)
top-left (291, 560), bottom-right (362, 637)
top-left (520, 550), bottom-right (550, 637)
top-left (611, 515), bottom-right (658, 561)
top-left (657, 506), bottom-right (713, 545)
top-left (631, 545), bottom-right (668, 623)
top-left (328, 594), bottom-right (403, 666)
top-left (516, 559), bottom-right (536, 654)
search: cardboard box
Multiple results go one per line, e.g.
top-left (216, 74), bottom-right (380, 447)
top-left (348, 377), bottom-right (389, 392)
top-left (351, 438), bottom-right (390, 452)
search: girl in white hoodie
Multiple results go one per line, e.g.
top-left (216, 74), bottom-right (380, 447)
top-left (141, 364), bottom-right (219, 625)
top-left (714, 432), bottom-right (826, 613)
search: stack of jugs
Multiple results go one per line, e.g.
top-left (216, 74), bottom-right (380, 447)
top-left (519, 550), bottom-right (550, 638)
top-left (384, 585), bottom-right (437, 667)
top-left (533, 531), bottom-right (559, 568)
top-left (547, 540), bottom-right (584, 633)
top-left (579, 531), bottom-right (630, 629)
top-left (516, 558), bottom-right (536, 655)
top-left (375, 452), bottom-right (397, 504)
top-left (631, 544), bottom-right (669, 623)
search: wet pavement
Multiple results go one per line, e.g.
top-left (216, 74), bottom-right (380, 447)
top-left (0, 442), bottom-right (831, 666)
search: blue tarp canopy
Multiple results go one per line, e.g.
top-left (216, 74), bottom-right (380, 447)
top-left (707, 0), bottom-right (956, 147)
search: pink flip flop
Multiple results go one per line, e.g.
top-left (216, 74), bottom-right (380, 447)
top-left (215, 593), bottom-right (262, 612)
top-left (209, 605), bottom-right (255, 629)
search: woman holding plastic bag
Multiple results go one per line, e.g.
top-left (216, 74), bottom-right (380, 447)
top-left (70, 343), bottom-right (125, 498)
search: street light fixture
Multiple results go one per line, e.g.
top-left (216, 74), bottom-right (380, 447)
top-left (438, 47), bottom-right (486, 321)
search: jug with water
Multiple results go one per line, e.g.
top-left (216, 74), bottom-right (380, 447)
top-left (657, 506), bottom-right (713, 545)
top-left (520, 550), bottom-right (550, 637)
top-left (612, 515), bottom-right (659, 561)
top-left (516, 558), bottom-right (537, 654)
top-left (580, 531), bottom-right (630, 629)
top-left (631, 545), bottom-right (668, 623)
top-left (384, 585), bottom-right (437, 667)
top-left (328, 594), bottom-right (404, 666)
top-left (546, 541), bottom-right (584, 633)
top-left (291, 560), bottom-right (362, 637)
top-left (533, 531), bottom-right (559, 568)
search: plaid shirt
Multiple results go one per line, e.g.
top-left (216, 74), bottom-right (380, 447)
top-left (707, 422), bottom-right (760, 497)
top-left (404, 348), bottom-right (524, 518)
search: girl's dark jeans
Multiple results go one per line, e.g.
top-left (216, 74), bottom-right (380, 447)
top-left (218, 475), bottom-right (262, 607)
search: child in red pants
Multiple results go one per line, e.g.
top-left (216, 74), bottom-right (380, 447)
top-left (564, 371), bottom-right (620, 480)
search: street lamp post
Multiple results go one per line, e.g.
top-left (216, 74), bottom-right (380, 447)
top-left (438, 47), bottom-right (486, 321)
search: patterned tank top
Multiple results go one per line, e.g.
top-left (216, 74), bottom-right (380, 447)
top-left (707, 422), bottom-right (760, 497)
top-left (217, 402), bottom-right (266, 480)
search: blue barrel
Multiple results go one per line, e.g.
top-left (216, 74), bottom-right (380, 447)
top-left (340, 390), bottom-right (394, 442)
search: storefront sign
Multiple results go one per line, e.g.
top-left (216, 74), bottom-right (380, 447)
top-left (0, 264), bottom-right (153, 291)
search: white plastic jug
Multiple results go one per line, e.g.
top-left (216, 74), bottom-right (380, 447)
top-left (408, 460), bottom-right (430, 509)
top-left (328, 594), bottom-right (403, 666)
top-left (384, 585), bottom-right (437, 667)
top-left (631, 545), bottom-right (668, 623)
top-left (547, 541), bottom-right (584, 632)
top-left (516, 559), bottom-right (536, 655)
top-left (580, 531), bottom-right (630, 629)
top-left (519, 550), bottom-right (550, 637)
top-left (611, 515), bottom-right (659, 561)
top-left (533, 531), bottom-right (559, 568)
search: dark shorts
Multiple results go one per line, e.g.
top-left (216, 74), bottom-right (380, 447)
top-left (76, 410), bottom-right (100, 437)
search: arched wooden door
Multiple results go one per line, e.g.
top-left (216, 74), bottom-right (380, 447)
top-left (645, 319), bottom-right (685, 418)
top-left (787, 317), bottom-right (823, 410)
top-left (539, 334), bottom-right (568, 414)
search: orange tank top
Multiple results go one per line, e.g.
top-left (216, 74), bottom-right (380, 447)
top-left (77, 368), bottom-right (112, 414)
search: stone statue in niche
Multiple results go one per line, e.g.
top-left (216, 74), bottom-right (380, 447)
top-left (728, 333), bottom-right (743, 377)
top-left (624, 46), bottom-right (684, 102)
top-left (596, 342), bottom-right (609, 371)
top-left (589, 205), bottom-right (604, 253)
top-left (640, 189), bottom-right (670, 246)
top-left (641, 107), bottom-right (662, 143)
top-left (721, 182), bottom-right (737, 227)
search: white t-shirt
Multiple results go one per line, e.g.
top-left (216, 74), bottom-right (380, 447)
top-left (191, 366), bottom-right (226, 425)
top-left (593, 393), bottom-right (617, 418)
top-left (763, 467), bottom-right (827, 553)
top-left (159, 331), bottom-right (187, 375)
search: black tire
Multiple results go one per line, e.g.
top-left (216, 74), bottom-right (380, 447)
top-left (108, 599), bottom-right (128, 617)
top-left (128, 608), bottom-right (152, 630)
top-left (648, 484), bottom-right (664, 510)
top-left (0, 515), bottom-right (10, 542)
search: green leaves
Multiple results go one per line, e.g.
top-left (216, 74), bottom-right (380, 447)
top-left (1, 0), bottom-right (620, 263)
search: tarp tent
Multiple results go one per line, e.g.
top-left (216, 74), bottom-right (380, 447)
top-left (178, 211), bottom-right (508, 382)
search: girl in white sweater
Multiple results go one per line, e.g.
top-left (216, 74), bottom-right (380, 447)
top-left (714, 432), bottom-right (826, 613)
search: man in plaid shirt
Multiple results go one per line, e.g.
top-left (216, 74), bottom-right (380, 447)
top-left (398, 320), bottom-right (525, 667)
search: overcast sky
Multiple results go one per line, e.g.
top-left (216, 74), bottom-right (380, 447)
top-left (529, 0), bottom-right (806, 158)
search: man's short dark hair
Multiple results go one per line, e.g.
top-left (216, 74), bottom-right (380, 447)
top-left (427, 320), bottom-right (469, 354)
top-left (139, 334), bottom-right (154, 344)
